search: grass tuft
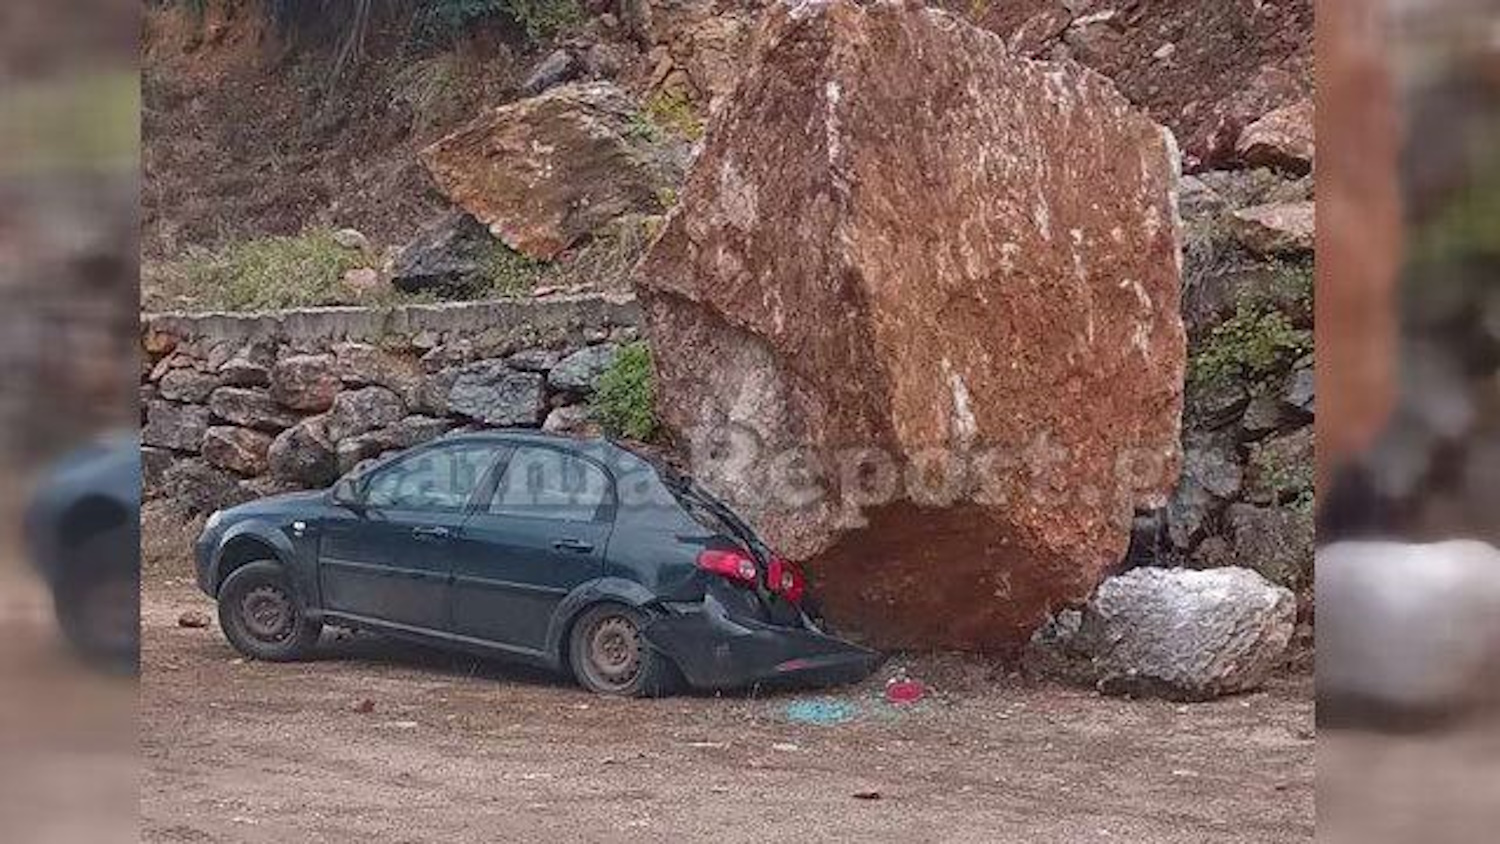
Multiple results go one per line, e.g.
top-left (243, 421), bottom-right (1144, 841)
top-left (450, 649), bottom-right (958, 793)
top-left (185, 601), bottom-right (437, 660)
top-left (590, 341), bottom-right (657, 441)
top-left (149, 228), bottom-right (382, 311)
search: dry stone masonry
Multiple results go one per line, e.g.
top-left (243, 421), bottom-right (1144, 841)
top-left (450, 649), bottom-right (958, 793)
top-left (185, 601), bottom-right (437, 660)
top-left (141, 295), bottom-right (640, 515)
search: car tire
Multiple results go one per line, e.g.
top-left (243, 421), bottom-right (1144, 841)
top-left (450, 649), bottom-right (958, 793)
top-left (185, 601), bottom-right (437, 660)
top-left (217, 560), bottom-right (322, 662)
top-left (568, 603), bottom-right (679, 698)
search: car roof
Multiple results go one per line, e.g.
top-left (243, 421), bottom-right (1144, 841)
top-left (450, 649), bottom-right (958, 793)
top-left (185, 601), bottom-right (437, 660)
top-left (435, 429), bottom-right (658, 473)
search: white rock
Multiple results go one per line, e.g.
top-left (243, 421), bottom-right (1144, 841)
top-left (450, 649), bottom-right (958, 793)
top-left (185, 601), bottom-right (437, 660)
top-left (1318, 540), bottom-right (1500, 719)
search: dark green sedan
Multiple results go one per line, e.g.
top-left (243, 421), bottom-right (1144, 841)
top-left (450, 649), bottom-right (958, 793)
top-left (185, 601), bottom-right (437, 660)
top-left (194, 431), bottom-right (877, 696)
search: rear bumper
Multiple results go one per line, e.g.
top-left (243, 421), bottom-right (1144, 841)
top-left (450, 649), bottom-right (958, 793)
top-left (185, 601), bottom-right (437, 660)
top-left (642, 592), bottom-right (880, 691)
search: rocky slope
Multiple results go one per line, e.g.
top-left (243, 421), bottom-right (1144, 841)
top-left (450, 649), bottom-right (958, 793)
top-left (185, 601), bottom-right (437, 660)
top-left (142, 0), bottom-right (1315, 650)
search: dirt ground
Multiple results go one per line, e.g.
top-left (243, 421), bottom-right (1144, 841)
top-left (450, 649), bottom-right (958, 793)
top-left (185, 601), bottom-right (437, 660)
top-left (0, 563), bottom-right (137, 844)
top-left (142, 573), bottom-right (1314, 843)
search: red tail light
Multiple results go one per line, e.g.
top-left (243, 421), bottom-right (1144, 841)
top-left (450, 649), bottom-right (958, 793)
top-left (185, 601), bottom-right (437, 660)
top-left (696, 548), bottom-right (758, 584)
top-left (767, 556), bottom-right (806, 604)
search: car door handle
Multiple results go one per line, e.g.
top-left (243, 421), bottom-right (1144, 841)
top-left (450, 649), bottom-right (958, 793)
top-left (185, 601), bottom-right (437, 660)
top-left (412, 526), bottom-right (452, 540)
top-left (552, 538), bottom-right (593, 553)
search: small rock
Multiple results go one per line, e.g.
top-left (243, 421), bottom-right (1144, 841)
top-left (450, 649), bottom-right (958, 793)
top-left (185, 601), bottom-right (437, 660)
top-left (160, 459), bottom-right (253, 515)
top-left (542, 405), bottom-right (597, 436)
top-left (341, 267), bottom-right (381, 294)
top-left (333, 342), bottom-right (425, 407)
top-left (391, 213), bottom-right (500, 296)
top-left (208, 387), bottom-right (300, 432)
top-left (852, 790), bottom-right (882, 800)
top-left (333, 228), bottom-right (372, 252)
top-left (268, 416), bottom-right (339, 487)
top-left (202, 426), bottom-right (275, 476)
top-left (549, 344), bottom-right (621, 394)
top-left (1153, 42), bottom-right (1176, 60)
top-left (352, 698), bottom-right (376, 714)
top-left (1229, 201), bottom-right (1315, 256)
top-left (1236, 99), bottom-right (1314, 175)
top-left (270, 354), bottom-right (341, 412)
top-left (177, 609), bottom-right (212, 629)
top-left (1241, 390), bottom-right (1290, 438)
top-left (444, 361), bottom-right (546, 426)
top-left (325, 386), bottom-right (406, 443)
top-left (1284, 357), bottom-right (1314, 415)
top-left (507, 348), bottom-right (563, 373)
top-left (159, 368), bottom-right (222, 403)
top-left (1225, 503), bottom-right (1314, 590)
top-left (143, 401), bottom-right (212, 453)
top-left (522, 48), bottom-right (581, 96)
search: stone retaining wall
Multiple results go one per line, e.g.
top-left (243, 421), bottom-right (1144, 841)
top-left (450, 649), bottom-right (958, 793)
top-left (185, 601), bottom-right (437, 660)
top-left (140, 295), bottom-right (641, 513)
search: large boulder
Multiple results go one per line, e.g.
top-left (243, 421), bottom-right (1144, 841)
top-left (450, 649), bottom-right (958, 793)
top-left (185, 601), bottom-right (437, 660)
top-left (421, 82), bottom-right (685, 260)
top-left (1318, 541), bottom-right (1500, 722)
top-left (634, 0), bottom-right (1185, 649)
top-left (1029, 566), bottom-right (1295, 700)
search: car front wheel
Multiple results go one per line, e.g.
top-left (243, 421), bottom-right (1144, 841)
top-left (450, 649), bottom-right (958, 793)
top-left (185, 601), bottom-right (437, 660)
top-left (568, 604), bottom-right (679, 697)
top-left (217, 560), bottom-right (322, 662)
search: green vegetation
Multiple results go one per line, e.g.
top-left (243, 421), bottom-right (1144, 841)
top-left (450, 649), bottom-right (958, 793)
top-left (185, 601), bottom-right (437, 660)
top-left (390, 55), bottom-right (464, 134)
top-left (503, 0), bottom-right (583, 42)
top-left (1413, 153), bottom-right (1500, 263)
top-left (590, 342), bottom-right (657, 441)
top-left (176, 0), bottom-right (581, 72)
top-left (1189, 301), bottom-right (1312, 390)
top-left (480, 242), bottom-right (550, 297)
top-left (642, 89), bottom-right (704, 141)
top-left (150, 229), bottom-right (386, 311)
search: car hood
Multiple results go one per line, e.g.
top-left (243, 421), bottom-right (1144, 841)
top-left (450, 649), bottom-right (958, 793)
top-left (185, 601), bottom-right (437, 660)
top-left (223, 489), bottom-right (328, 519)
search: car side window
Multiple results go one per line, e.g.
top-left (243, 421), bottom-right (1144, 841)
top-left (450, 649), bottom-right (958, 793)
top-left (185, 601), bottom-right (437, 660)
top-left (362, 443), bottom-right (497, 511)
top-left (489, 446), bottom-right (611, 522)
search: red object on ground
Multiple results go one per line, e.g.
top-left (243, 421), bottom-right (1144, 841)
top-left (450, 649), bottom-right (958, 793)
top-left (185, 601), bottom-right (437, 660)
top-left (885, 680), bottom-right (926, 705)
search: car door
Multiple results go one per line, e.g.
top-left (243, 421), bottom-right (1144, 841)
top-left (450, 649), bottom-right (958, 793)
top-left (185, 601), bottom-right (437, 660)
top-left (450, 445), bottom-right (614, 653)
top-left (319, 441), bottom-right (502, 633)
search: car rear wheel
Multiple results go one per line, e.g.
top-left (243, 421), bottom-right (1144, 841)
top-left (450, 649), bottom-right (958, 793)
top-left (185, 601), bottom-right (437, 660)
top-left (568, 604), bottom-right (679, 697)
top-left (217, 560), bottom-right (322, 662)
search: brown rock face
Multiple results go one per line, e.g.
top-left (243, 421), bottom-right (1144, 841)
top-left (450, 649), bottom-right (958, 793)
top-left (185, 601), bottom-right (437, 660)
top-left (636, 0), bottom-right (1185, 651)
top-left (421, 82), bottom-right (684, 260)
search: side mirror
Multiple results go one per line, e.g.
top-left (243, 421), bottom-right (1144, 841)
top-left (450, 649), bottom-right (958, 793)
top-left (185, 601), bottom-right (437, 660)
top-left (331, 476), bottom-right (364, 508)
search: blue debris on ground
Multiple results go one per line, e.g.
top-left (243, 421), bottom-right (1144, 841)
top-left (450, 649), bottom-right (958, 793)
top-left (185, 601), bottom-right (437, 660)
top-left (783, 698), bottom-right (860, 726)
